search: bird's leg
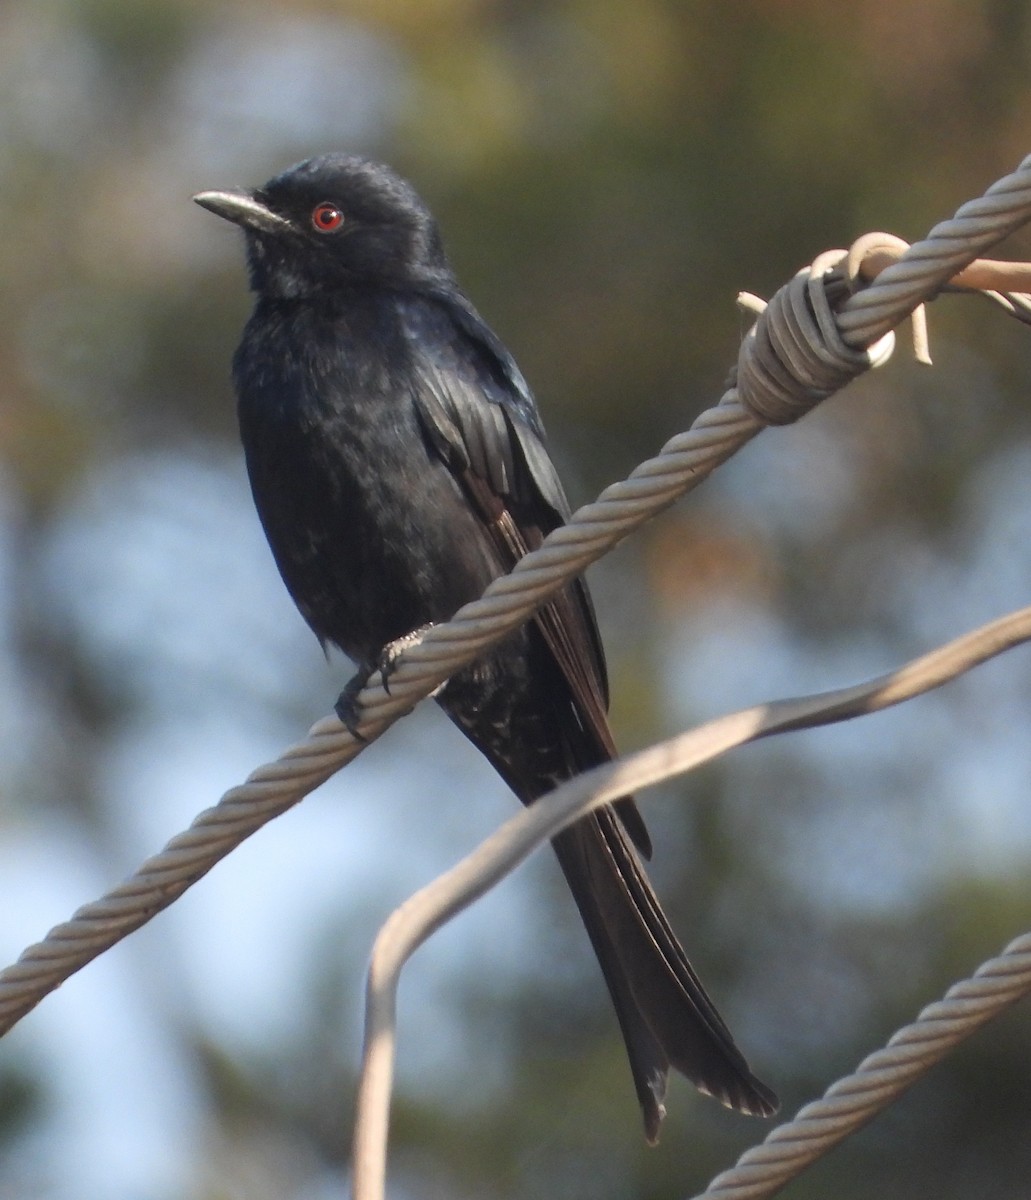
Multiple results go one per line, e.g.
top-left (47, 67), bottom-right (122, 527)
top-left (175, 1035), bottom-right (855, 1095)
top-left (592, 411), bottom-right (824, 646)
top-left (334, 624), bottom-right (438, 737)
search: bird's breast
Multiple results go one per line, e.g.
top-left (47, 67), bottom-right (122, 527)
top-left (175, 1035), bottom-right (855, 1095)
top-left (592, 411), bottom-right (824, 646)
top-left (233, 301), bottom-right (500, 661)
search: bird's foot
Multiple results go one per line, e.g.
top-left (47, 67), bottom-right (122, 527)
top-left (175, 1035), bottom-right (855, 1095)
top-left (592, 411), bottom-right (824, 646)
top-left (377, 624), bottom-right (435, 694)
top-left (335, 669), bottom-right (372, 741)
top-left (334, 624), bottom-right (437, 738)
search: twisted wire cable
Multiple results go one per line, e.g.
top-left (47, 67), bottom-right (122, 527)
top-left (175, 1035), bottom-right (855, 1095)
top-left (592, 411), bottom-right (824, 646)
top-left (838, 156), bottom-right (1031, 347)
top-left (1, 153), bottom-right (1030, 1038)
top-left (692, 933), bottom-right (1031, 1200)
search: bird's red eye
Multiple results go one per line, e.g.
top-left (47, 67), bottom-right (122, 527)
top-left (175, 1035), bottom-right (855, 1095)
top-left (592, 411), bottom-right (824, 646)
top-left (311, 202), bottom-right (344, 233)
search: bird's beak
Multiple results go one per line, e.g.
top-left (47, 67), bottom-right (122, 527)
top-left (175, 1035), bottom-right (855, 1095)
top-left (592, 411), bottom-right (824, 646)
top-left (192, 189), bottom-right (292, 235)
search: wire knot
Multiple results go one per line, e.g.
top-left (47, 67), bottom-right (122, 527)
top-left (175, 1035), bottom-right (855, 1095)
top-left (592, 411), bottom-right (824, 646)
top-left (735, 249), bottom-right (895, 426)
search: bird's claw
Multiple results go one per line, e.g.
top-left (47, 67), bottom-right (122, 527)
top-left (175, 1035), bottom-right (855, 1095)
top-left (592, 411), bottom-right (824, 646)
top-left (335, 671), bottom-right (371, 742)
top-left (335, 624), bottom-right (436, 737)
top-left (377, 623), bottom-right (434, 694)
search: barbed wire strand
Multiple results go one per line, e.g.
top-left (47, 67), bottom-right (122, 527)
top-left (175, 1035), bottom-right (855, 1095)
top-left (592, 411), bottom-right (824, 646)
top-left (352, 604), bottom-right (1031, 1200)
top-left (0, 154), bottom-right (1026, 1170)
top-left (691, 930), bottom-right (1031, 1200)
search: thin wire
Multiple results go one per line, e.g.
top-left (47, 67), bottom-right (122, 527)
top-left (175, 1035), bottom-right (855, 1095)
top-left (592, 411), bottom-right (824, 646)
top-left (352, 605), bottom-right (1031, 1200)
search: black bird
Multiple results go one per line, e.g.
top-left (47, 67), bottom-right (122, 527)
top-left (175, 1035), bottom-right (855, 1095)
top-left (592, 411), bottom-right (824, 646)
top-left (194, 154), bottom-right (777, 1141)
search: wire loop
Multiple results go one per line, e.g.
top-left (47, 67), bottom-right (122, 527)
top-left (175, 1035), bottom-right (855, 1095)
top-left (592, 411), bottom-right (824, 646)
top-left (735, 248), bottom-right (896, 426)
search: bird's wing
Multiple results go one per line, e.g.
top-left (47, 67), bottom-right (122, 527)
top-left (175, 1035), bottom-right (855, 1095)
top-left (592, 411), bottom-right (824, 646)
top-left (402, 294), bottom-right (651, 857)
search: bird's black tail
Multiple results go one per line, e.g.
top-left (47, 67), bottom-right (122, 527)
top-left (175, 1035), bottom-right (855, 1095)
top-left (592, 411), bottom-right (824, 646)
top-left (439, 635), bottom-right (777, 1140)
top-left (549, 806), bottom-right (777, 1142)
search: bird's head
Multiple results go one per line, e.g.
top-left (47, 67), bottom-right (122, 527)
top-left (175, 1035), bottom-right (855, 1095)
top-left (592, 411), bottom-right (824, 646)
top-left (193, 154), bottom-right (450, 299)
